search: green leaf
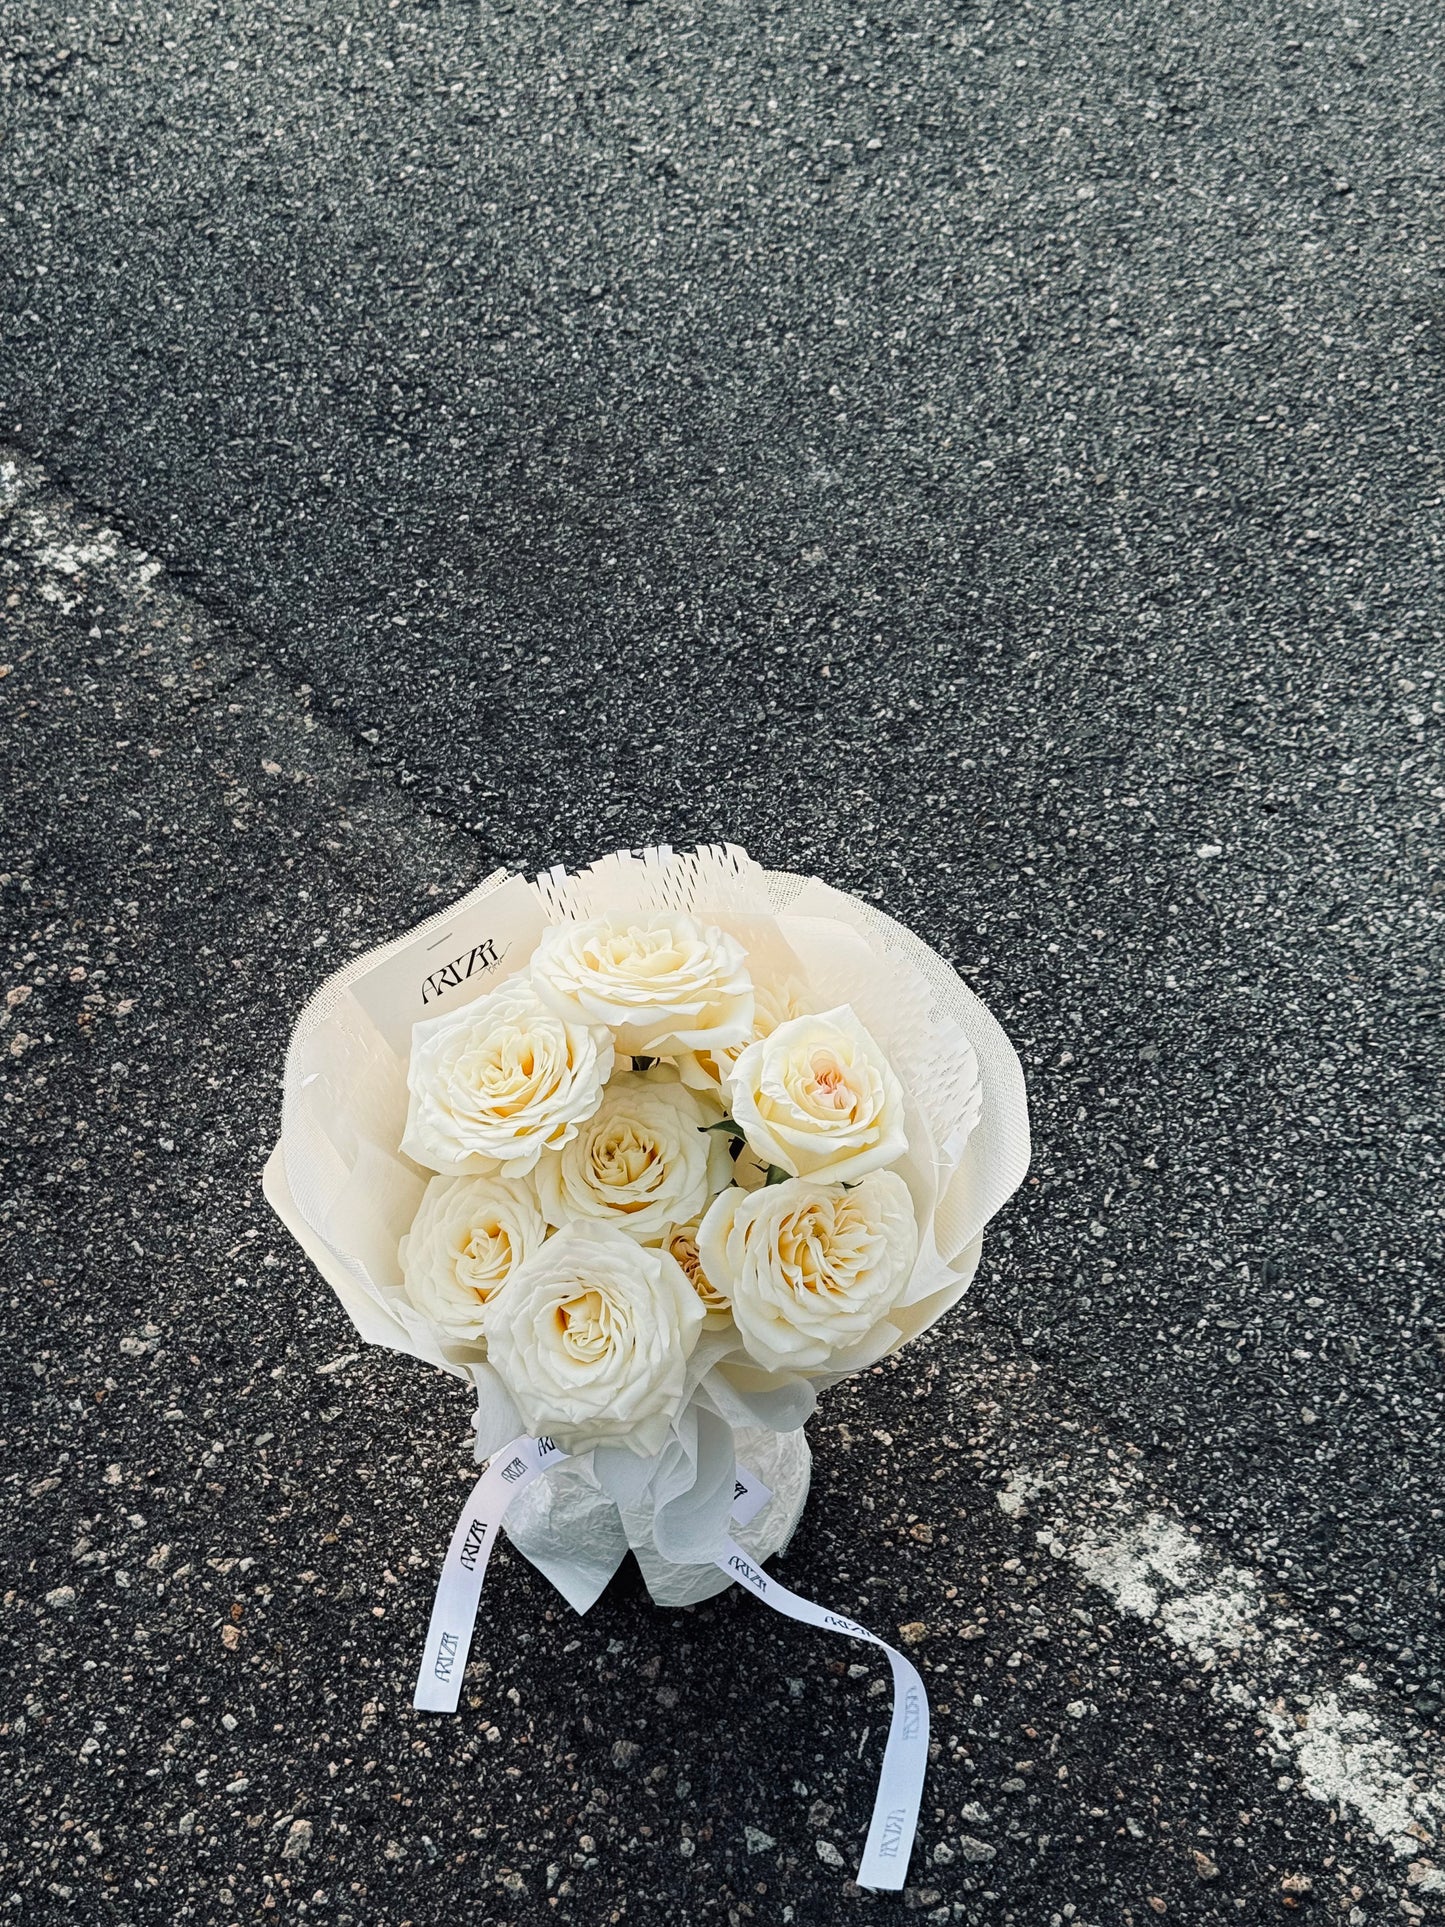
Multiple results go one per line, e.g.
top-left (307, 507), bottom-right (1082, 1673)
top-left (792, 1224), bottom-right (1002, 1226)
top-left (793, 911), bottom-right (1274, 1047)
top-left (764, 1164), bottom-right (792, 1187)
top-left (701, 1117), bottom-right (747, 1141)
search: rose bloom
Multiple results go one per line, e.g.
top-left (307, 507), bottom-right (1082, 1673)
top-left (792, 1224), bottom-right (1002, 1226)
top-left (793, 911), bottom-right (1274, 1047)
top-left (534, 1073), bottom-right (716, 1244)
top-left (401, 977), bottom-right (614, 1178)
top-left (398, 1174), bottom-right (548, 1343)
top-left (698, 1170), bottom-right (918, 1372)
top-left (484, 1223), bottom-right (704, 1455)
top-left (531, 910), bottom-right (754, 1057)
top-left (726, 1005), bottom-right (907, 1185)
top-left (677, 976), bottom-right (808, 1097)
top-left (665, 1216), bottom-right (732, 1328)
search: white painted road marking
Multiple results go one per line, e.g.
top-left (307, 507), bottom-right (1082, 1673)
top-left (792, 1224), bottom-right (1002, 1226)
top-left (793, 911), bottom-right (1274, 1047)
top-left (999, 1462), bottom-right (1445, 1870)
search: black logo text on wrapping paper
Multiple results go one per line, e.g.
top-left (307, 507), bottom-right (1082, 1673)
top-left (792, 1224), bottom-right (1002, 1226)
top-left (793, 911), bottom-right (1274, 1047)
top-left (877, 1808), bottom-right (909, 1859)
top-left (421, 938), bottom-right (505, 1006)
top-left (499, 1456), bottom-right (527, 1484)
top-left (459, 1517), bottom-right (488, 1573)
top-left (434, 1630), bottom-right (460, 1681)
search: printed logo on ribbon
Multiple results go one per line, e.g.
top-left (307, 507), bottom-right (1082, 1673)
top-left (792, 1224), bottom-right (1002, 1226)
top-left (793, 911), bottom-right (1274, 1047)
top-left (459, 1518), bottom-right (489, 1573)
top-left (726, 1552), bottom-right (767, 1594)
top-left (824, 1612), bottom-right (868, 1639)
top-left (900, 1686), bottom-right (924, 1740)
top-left (876, 1809), bottom-right (910, 1859)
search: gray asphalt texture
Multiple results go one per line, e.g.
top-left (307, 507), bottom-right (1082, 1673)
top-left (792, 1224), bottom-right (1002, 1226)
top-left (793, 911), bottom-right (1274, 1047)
top-left (0, 472), bottom-right (1405, 1922)
top-left (1, 0), bottom-right (1442, 1919)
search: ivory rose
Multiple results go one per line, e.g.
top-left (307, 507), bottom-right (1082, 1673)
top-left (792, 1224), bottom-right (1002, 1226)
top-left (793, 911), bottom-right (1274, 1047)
top-left (534, 1073), bottom-right (716, 1243)
top-left (664, 1217), bottom-right (733, 1328)
top-left (402, 978), bottom-right (614, 1178)
top-left (697, 1170), bottom-right (918, 1371)
top-left (484, 1224), bottom-right (704, 1455)
top-left (677, 976), bottom-right (808, 1097)
top-left (398, 1174), bottom-right (548, 1343)
top-left (726, 1006), bottom-right (907, 1185)
top-left (531, 910), bottom-right (754, 1056)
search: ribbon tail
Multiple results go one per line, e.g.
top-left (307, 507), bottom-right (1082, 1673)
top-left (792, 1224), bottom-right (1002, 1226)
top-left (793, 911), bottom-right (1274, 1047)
top-left (715, 1533), bottom-right (929, 1891)
top-left (413, 1434), bottom-right (569, 1713)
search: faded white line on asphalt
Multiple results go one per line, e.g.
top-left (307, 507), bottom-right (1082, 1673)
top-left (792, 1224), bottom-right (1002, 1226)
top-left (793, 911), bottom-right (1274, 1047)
top-left (998, 1465), bottom-right (1445, 1874)
top-left (2, 492), bottom-right (162, 613)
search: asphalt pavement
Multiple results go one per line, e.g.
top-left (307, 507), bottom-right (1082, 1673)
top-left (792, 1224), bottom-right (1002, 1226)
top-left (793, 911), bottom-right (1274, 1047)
top-left (1, 2), bottom-right (1442, 1920)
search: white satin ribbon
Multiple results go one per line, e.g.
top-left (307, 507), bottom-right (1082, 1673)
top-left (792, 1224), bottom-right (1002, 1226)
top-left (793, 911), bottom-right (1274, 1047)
top-left (413, 1438), bottom-right (927, 1889)
top-left (713, 1538), bottom-right (928, 1890)
top-left (413, 1433), bottom-right (569, 1713)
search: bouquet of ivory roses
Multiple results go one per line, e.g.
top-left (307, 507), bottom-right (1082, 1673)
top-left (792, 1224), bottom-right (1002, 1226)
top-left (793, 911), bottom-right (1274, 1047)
top-left (265, 844), bottom-right (1029, 1611)
top-left (265, 844), bottom-right (1027, 1885)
